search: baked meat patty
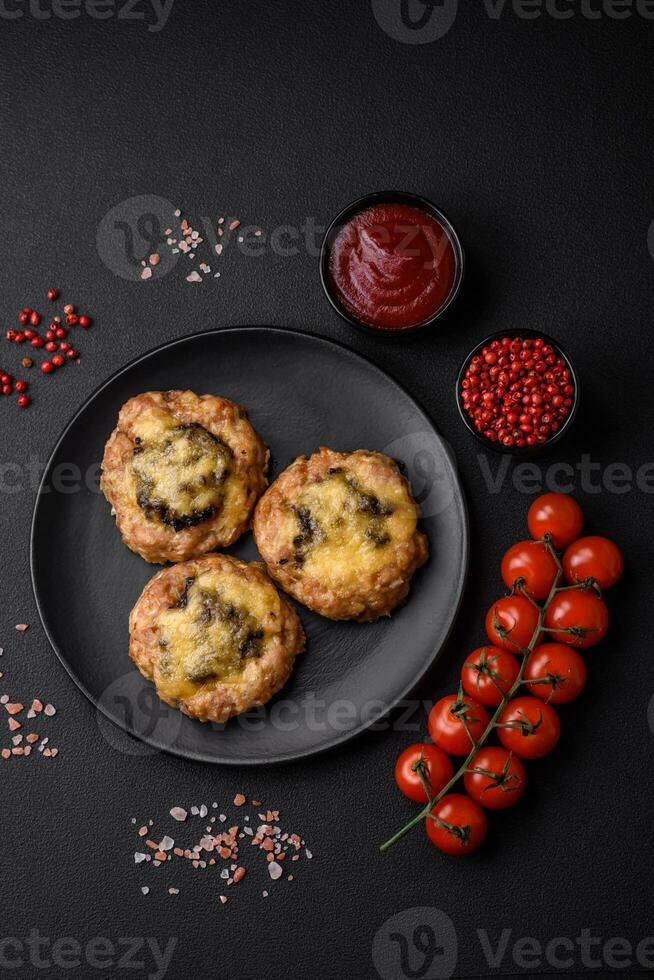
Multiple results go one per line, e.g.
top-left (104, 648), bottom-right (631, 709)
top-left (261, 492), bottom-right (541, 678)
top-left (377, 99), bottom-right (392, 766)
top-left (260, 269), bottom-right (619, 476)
top-left (101, 390), bottom-right (268, 563)
top-left (129, 554), bottom-right (305, 722)
top-left (253, 447), bottom-right (429, 622)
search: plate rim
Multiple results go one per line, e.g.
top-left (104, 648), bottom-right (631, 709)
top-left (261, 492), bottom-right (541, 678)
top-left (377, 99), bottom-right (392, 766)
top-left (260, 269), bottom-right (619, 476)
top-left (30, 325), bottom-right (470, 765)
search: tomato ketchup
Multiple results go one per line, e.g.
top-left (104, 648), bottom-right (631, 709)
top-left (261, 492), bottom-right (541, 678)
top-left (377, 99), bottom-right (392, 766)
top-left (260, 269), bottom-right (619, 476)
top-left (327, 202), bottom-right (459, 331)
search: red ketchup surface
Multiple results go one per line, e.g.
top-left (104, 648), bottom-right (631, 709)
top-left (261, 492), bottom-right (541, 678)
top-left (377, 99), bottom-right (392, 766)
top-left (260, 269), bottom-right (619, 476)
top-left (328, 203), bottom-right (457, 331)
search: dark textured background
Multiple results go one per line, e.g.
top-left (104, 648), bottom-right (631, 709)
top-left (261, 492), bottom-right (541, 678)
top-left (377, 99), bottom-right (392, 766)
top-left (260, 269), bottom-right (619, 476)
top-left (1, 2), bottom-right (653, 978)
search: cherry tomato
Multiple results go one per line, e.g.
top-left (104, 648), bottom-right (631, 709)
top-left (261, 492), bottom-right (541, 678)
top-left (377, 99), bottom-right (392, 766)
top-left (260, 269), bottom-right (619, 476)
top-left (485, 595), bottom-right (541, 653)
top-left (428, 694), bottom-right (490, 756)
top-left (501, 540), bottom-right (559, 600)
top-left (394, 743), bottom-right (454, 803)
top-left (563, 536), bottom-right (624, 590)
top-left (425, 793), bottom-right (487, 855)
top-left (527, 493), bottom-right (584, 550)
top-left (524, 643), bottom-right (587, 704)
top-left (461, 646), bottom-right (520, 707)
top-left (464, 747), bottom-right (527, 810)
top-left (497, 696), bottom-right (560, 759)
top-left (544, 589), bottom-right (609, 648)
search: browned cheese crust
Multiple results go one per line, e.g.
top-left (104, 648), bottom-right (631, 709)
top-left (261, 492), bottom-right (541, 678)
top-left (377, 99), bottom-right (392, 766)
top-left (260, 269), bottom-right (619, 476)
top-left (101, 390), bottom-right (269, 563)
top-left (129, 554), bottom-right (305, 722)
top-left (253, 447), bottom-right (429, 622)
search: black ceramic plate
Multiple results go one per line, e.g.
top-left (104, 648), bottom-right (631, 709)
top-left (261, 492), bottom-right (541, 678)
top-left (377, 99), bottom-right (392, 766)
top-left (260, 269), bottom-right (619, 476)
top-left (31, 328), bottom-right (468, 765)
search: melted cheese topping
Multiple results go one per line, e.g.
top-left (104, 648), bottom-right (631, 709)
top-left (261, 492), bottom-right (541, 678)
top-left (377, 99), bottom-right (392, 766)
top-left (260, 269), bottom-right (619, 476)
top-left (282, 470), bottom-right (417, 586)
top-left (130, 410), bottom-right (231, 531)
top-left (154, 568), bottom-right (279, 702)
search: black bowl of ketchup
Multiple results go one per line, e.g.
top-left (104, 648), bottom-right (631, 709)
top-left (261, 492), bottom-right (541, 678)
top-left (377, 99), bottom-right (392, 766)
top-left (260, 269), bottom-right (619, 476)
top-left (320, 191), bottom-right (464, 336)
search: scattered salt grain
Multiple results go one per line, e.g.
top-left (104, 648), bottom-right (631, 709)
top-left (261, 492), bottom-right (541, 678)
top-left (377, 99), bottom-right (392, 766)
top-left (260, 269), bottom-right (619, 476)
top-left (141, 887), bottom-right (149, 896)
top-left (268, 862), bottom-right (283, 881)
top-left (170, 807), bottom-right (187, 822)
top-left (15, 624), bottom-right (28, 632)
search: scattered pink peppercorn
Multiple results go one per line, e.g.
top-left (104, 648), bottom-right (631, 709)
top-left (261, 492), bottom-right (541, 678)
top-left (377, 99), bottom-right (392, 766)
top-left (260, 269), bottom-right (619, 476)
top-left (29, 311), bottom-right (41, 327)
top-left (66, 314), bottom-right (78, 327)
top-left (40, 361), bottom-right (54, 375)
top-left (17, 394), bottom-right (30, 407)
top-left (15, 380), bottom-right (27, 393)
top-left (47, 288), bottom-right (59, 301)
top-left (52, 354), bottom-right (65, 367)
top-left (63, 304), bottom-right (75, 315)
top-left (78, 315), bottom-right (91, 328)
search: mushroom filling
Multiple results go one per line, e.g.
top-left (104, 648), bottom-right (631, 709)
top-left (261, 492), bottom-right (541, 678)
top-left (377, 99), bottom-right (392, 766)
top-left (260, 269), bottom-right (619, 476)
top-left (289, 469), bottom-right (394, 567)
top-left (132, 422), bottom-right (232, 532)
top-left (157, 576), bottom-right (265, 684)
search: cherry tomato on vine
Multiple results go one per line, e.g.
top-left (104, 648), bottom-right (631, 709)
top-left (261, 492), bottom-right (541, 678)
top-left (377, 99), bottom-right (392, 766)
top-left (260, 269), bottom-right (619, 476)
top-left (497, 696), bottom-right (561, 759)
top-left (544, 588), bottom-right (609, 648)
top-left (485, 595), bottom-right (541, 653)
top-left (425, 793), bottom-right (487, 855)
top-left (394, 743), bottom-right (454, 803)
top-left (563, 536), bottom-right (624, 591)
top-left (523, 643), bottom-right (587, 704)
top-left (464, 747), bottom-right (527, 810)
top-left (428, 694), bottom-right (490, 756)
top-left (461, 646), bottom-right (520, 707)
top-left (501, 540), bottom-right (559, 600)
top-left (527, 493), bottom-right (584, 550)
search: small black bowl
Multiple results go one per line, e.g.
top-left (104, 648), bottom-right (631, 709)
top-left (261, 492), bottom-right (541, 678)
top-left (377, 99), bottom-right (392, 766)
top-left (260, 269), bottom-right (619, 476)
top-left (456, 329), bottom-right (580, 455)
top-left (319, 190), bottom-right (465, 337)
